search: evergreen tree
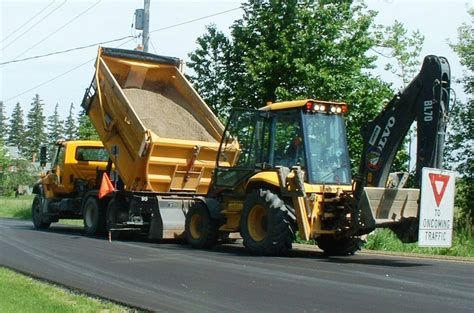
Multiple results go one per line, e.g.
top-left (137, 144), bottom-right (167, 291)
top-left (47, 103), bottom-right (64, 161)
top-left (0, 101), bottom-right (7, 141)
top-left (64, 103), bottom-right (77, 140)
top-left (7, 102), bottom-right (25, 149)
top-left (24, 94), bottom-right (47, 161)
top-left (77, 108), bottom-right (99, 140)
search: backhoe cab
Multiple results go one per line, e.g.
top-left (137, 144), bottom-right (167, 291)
top-left (187, 100), bottom-right (361, 255)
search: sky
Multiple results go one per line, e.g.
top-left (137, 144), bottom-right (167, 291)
top-left (0, 0), bottom-right (471, 119)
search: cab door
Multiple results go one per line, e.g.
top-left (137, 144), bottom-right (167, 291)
top-left (213, 109), bottom-right (271, 190)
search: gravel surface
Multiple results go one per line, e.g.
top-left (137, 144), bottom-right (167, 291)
top-left (123, 88), bottom-right (216, 142)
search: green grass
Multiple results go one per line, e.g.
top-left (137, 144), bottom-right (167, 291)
top-left (0, 267), bottom-right (131, 312)
top-left (0, 195), bottom-right (83, 226)
top-left (365, 228), bottom-right (474, 257)
top-left (0, 195), bottom-right (34, 219)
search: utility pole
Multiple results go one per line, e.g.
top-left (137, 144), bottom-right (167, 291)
top-left (142, 0), bottom-right (150, 52)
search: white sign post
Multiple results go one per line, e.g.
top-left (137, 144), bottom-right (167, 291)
top-left (418, 167), bottom-right (456, 247)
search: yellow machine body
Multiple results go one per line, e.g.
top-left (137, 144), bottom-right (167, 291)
top-left (40, 141), bottom-right (108, 199)
top-left (85, 47), bottom-right (234, 194)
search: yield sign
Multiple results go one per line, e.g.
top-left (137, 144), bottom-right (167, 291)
top-left (428, 173), bottom-right (450, 207)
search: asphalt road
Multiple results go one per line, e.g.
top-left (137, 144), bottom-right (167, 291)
top-left (0, 218), bottom-right (472, 313)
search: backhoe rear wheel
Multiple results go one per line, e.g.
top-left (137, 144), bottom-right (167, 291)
top-left (83, 197), bottom-right (105, 236)
top-left (185, 203), bottom-right (218, 249)
top-left (316, 235), bottom-right (364, 256)
top-left (32, 194), bottom-right (51, 229)
top-left (240, 189), bottom-right (295, 256)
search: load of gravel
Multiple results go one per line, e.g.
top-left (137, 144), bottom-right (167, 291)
top-left (123, 88), bottom-right (216, 142)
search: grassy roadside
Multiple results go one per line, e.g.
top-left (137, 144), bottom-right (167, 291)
top-left (0, 267), bottom-right (131, 312)
top-left (364, 228), bottom-right (473, 257)
top-left (0, 195), bottom-right (83, 226)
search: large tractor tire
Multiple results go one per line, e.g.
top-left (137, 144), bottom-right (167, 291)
top-left (185, 203), bottom-right (218, 249)
top-left (316, 235), bottom-right (364, 256)
top-left (240, 189), bottom-right (296, 256)
top-left (32, 194), bottom-right (51, 229)
top-left (83, 197), bottom-right (106, 236)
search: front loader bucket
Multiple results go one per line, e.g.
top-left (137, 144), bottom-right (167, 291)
top-left (357, 187), bottom-right (420, 242)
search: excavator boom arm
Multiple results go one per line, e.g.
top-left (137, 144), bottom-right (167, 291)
top-left (356, 55), bottom-right (451, 195)
top-left (353, 56), bottom-right (451, 241)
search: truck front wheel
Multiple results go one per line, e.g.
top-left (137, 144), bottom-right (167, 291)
top-left (185, 203), bottom-right (218, 249)
top-left (240, 189), bottom-right (295, 255)
top-left (32, 194), bottom-right (51, 229)
top-left (83, 197), bottom-right (105, 236)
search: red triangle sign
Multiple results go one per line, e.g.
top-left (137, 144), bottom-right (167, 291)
top-left (428, 173), bottom-right (450, 207)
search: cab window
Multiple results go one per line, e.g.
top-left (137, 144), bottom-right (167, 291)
top-left (75, 147), bottom-right (108, 162)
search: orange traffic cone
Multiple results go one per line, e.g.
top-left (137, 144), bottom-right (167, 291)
top-left (98, 173), bottom-right (115, 199)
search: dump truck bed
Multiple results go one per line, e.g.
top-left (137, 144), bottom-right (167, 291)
top-left (82, 47), bottom-right (230, 194)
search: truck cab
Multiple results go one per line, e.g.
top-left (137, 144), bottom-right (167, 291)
top-left (32, 141), bottom-right (109, 228)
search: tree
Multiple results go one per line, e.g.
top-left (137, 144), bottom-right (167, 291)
top-left (0, 101), bottom-right (7, 141)
top-left (64, 103), bottom-right (77, 140)
top-left (447, 7), bottom-right (474, 230)
top-left (186, 24), bottom-right (234, 118)
top-left (188, 0), bottom-right (398, 171)
top-left (7, 102), bottom-right (25, 150)
top-left (24, 94), bottom-right (47, 161)
top-left (373, 20), bottom-right (425, 88)
top-left (77, 108), bottom-right (99, 140)
top-left (47, 103), bottom-right (64, 161)
top-left (372, 20), bottom-right (425, 174)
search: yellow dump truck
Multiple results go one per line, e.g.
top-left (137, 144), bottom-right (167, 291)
top-left (78, 47), bottom-right (237, 238)
top-left (33, 48), bottom-right (451, 256)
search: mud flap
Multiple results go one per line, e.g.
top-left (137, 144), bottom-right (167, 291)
top-left (148, 198), bottom-right (188, 239)
top-left (357, 187), bottom-right (420, 242)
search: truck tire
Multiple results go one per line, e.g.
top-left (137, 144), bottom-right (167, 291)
top-left (83, 197), bottom-right (105, 236)
top-left (106, 198), bottom-right (127, 239)
top-left (240, 189), bottom-right (295, 256)
top-left (185, 203), bottom-right (218, 249)
top-left (316, 235), bottom-right (363, 256)
top-left (32, 194), bottom-right (51, 229)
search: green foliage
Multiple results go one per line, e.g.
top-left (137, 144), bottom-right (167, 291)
top-left (365, 228), bottom-right (473, 257)
top-left (64, 103), bottom-right (77, 140)
top-left (0, 160), bottom-right (37, 196)
top-left (188, 0), bottom-right (418, 173)
top-left (77, 108), bottom-right (99, 140)
top-left (24, 94), bottom-right (47, 161)
top-left (373, 20), bottom-right (425, 88)
top-left (47, 104), bottom-right (64, 162)
top-left (0, 267), bottom-right (127, 312)
top-left (7, 103), bottom-right (25, 150)
top-left (446, 7), bottom-right (474, 230)
top-left (186, 24), bottom-right (233, 118)
top-left (0, 101), bottom-right (6, 141)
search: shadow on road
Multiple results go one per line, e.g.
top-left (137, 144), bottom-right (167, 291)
top-left (12, 221), bottom-right (428, 268)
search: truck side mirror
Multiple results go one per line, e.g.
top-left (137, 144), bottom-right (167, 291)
top-left (40, 146), bottom-right (47, 167)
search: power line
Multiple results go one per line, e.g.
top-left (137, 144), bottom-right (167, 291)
top-left (0, 0), bottom-right (57, 45)
top-left (149, 6), bottom-right (241, 33)
top-left (11, 0), bottom-right (102, 61)
top-left (1, 0), bottom-right (68, 51)
top-left (0, 36), bottom-right (134, 66)
top-left (3, 6), bottom-right (242, 103)
top-left (3, 36), bottom-right (135, 103)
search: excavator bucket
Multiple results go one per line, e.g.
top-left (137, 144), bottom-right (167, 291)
top-left (357, 187), bottom-right (420, 242)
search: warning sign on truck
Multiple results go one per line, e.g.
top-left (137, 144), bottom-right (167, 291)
top-left (418, 168), bottom-right (456, 247)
